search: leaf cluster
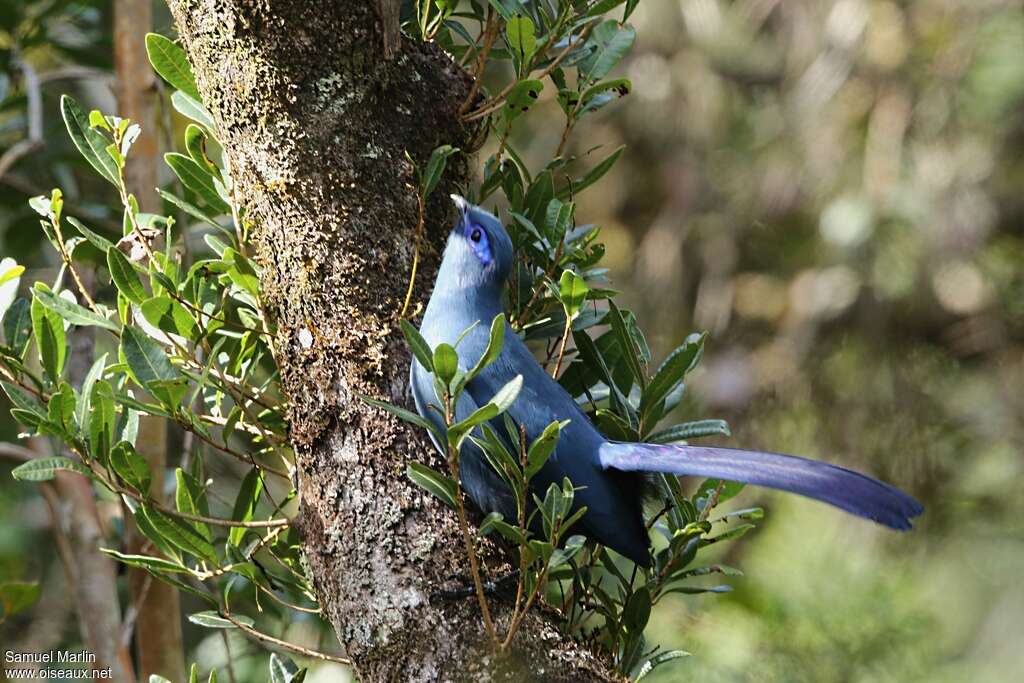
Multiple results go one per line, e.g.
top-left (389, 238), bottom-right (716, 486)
top-left (1, 36), bottom-right (341, 672)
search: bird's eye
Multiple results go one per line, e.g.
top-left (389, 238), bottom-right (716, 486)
top-left (470, 228), bottom-right (482, 243)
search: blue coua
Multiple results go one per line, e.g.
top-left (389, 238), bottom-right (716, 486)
top-left (411, 197), bottom-right (922, 566)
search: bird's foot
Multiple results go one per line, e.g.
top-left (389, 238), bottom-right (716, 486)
top-left (431, 570), bottom-right (520, 602)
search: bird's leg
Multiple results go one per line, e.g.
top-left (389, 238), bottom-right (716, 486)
top-left (431, 569), bottom-right (520, 602)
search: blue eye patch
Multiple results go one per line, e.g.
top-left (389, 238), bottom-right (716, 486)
top-left (465, 222), bottom-right (493, 265)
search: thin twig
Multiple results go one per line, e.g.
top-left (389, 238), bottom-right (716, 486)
top-left (50, 213), bottom-right (101, 312)
top-left (399, 184), bottom-right (425, 319)
top-left (37, 446), bottom-right (292, 529)
top-left (459, 7), bottom-right (500, 115)
top-left (462, 25), bottom-right (593, 123)
top-left (514, 240), bottom-right (564, 329)
top-left (444, 393), bottom-right (497, 645)
top-left (222, 611), bottom-right (351, 664)
top-left (551, 312), bottom-right (572, 378)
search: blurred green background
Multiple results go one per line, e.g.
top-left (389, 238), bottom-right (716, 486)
top-left (2, 1), bottom-right (1022, 681)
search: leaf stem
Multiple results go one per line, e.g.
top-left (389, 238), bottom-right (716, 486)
top-left (444, 392), bottom-right (498, 646)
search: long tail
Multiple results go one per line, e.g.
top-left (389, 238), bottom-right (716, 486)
top-left (599, 442), bottom-right (923, 530)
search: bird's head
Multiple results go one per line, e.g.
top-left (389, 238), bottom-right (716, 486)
top-left (441, 195), bottom-right (514, 291)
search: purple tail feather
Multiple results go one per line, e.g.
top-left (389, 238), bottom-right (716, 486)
top-left (600, 442), bottom-right (923, 530)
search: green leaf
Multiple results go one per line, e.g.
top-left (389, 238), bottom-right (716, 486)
top-left (47, 382), bottom-right (76, 432)
top-left (3, 298), bottom-right (32, 355)
top-left (1, 381), bottom-right (42, 415)
top-left (100, 548), bottom-right (190, 574)
top-left (634, 650), bottom-right (691, 681)
top-left (400, 319), bottom-right (433, 372)
top-left (572, 328), bottom-right (635, 427)
top-left (526, 420), bottom-right (566, 479)
top-left (506, 14), bottom-right (537, 69)
top-left (544, 197), bottom-right (574, 240)
top-left (9, 408), bottom-right (45, 430)
top-left (141, 296), bottom-right (199, 341)
top-left (67, 217), bottom-right (115, 253)
top-left (359, 394), bottom-right (445, 444)
top-left (107, 246), bottom-right (148, 304)
top-left (622, 585), bottom-right (652, 634)
top-left (503, 79), bottom-right (544, 123)
top-left (524, 170), bottom-right (555, 225)
top-left (695, 478), bottom-right (746, 508)
top-left (74, 354), bottom-right (107, 431)
top-left (432, 343), bottom-right (458, 385)
top-left (448, 375), bottom-right (522, 449)
top-left (156, 188), bottom-right (224, 230)
top-left (32, 284), bottom-right (118, 331)
top-left (489, 374), bottom-right (522, 412)
top-left (640, 333), bottom-right (706, 421)
top-left (11, 456), bottom-right (91, 482)
top-left (422, 145), bottom-right (459, 200)
top-left (188, 611), bottom-right (253, 629)
top-left (60, 96), bottom-right (120, 186)
top-left (145, 33), bottom-right (201, 100)
top-left (121, 325), bottom-right (181, 387)
top-left (406, 462), bottom-right (457, 509)
top-left (31, 295), bottom-right (66, 383)
top-left (110, 441), bottom-right (152, 493)
top-left (648, 419), bottom-right (730, 443)
top-left (468, 314), bottom-right (506, 378)
top-left (269, 654), bottom-right (306, 683)
top-left (704, 523), bottom-right (756, 545)
top-left (608, 300), bottom-right (645, 390)
top-left (580, 21), bottom-right (636, 83)
top-left (474, 425), bottom-right (523, 496)
top-left (478, 512), bottom-right (526, 544)
top-left (185, 124), bottom-right (216, 173)
top-left (132, 506), bottom-right (181, 563)
top-left (175, 468), bottom-right (211, 540)
top-left (558, 270), bottom-right (589, 319)
top-left (579, 78), bottom-right (631, 115)
top-left (139, 504), bottom-right (217, 563)
top-left (229, 468), bottom-right (263, 546)
top-left (559, 145), bottom-right (625, 199)
top-left (88, 380), bottom-right (116, 461)
top-left (165, 153), bottom-right (231, 214)
top-left (710, 507), bottom-right (764, 524)
top-left (171, 91), bottom-right (215, 129)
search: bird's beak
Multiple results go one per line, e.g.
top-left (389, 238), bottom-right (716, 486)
top-left (450, 194), bottom-right (468, 216)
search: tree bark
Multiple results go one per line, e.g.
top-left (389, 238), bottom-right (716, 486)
top-left (164, 2), bottom-right (614, 679)
top-left (165, 2), bottom-right (614, 680)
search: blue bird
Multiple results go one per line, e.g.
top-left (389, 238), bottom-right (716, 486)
top-left (411, 197), bottom-right (923, 566)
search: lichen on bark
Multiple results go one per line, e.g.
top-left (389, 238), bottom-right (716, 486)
top-left (166, 1), bottom-right (615, 679)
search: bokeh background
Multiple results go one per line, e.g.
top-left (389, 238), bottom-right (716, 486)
top-left (2, 1), bottom-right (1022, 681)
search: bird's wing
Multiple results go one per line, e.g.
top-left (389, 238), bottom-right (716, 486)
top-left (463, 330), bottom-right (593, 443)
top-left (600, 441), bottom-right (924, 530)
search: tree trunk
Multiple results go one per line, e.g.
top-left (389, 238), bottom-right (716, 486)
top-left (54, 286), bottom-right (136, 683)
top-left (115, 0), bottom-right (186, 679)
top-left (165, 2), bottom-right (613, 680)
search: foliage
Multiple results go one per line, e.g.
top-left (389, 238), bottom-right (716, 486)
top-left (371, 1), bottom-right (759, 676)
top-left (0, 2), bottom-right (754, 677)
top-left (5, 0), bottom-right (1017, 681)
top-left (0, 35), bottom-right (347, 673)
